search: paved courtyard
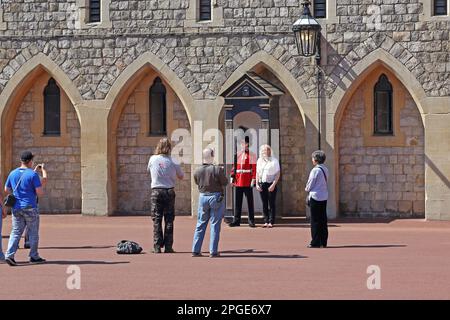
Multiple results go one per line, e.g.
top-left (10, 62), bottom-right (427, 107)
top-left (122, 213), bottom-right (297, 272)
top-left (1, 215), bottom-right (450, 300)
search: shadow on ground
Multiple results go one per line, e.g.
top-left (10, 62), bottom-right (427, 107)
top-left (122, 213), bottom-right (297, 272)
top-left (40, 245), bottom-right (115, 250)
top-left (325, 244), bottom-right (407, 249)
top-left (9, 260), bottom-right (130, 267)
top-left (217, 249), bottom-right (307, 259)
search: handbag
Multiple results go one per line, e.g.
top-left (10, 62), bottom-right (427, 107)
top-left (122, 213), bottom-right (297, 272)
top-left (3, 170), bottom-right (26, 208)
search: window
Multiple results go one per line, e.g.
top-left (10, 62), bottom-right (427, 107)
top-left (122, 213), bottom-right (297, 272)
top-left (149, 77), bottom-right (167, 135)
top-left (434, 0), bottom-right (448, 15)
top-left (313, 0), bottom-right (327, 18)
top-left (374, 74), bottom-right (393, 135)
top-left (89, 0), bottom-right (101, 23)
top-left (43, 78), bottom-right (61, 136)
top-left (199, 0), bottom-right (212, 21)
top-left (186, 0), bottom-right (224, 27)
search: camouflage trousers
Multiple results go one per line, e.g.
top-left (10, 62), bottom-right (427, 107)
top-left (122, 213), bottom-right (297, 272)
top-left (150, 188), bottom-right (176, 249)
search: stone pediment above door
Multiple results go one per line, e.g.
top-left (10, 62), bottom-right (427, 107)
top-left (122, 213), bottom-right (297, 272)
top-left (221, 72), bottom-right (284, 100)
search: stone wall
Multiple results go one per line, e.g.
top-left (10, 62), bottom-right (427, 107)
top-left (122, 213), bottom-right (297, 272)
top-left (12, 90), bottom-right (82, 214)
top-left (0, 1), bottom-right (447, 100)
top-left (338, 85), bottom-right (425, 217)
top-left (116, 88), bottom-right (191, 215)
top-left (255, 68), bottom-right (306, 216)
top-left (279, 92), bottom-right (306, 216)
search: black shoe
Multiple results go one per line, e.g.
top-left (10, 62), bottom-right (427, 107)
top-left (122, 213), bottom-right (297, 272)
top-left (164, 247), bottom-right (176, 253)
top-left (228, 222), bottom-right (240, 227)
top-left (249, 223), bottom-right (256, 228)
top-left (5, 257), bottom-right (17, 266)
top-left (29, 257), bottom-right (46, 264)
top-left (209, 253), bottom-right (220, 258)
top-left (192, 252), bottom-right (203, 257)
top-left (153, 246), bottom-right (162, 253)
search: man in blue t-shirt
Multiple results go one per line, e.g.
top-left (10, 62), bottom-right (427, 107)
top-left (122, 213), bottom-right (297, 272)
top-left (4, 151), bottom-right (48, 266)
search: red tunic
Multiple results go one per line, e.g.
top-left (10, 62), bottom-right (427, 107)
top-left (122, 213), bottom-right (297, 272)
top-left (231, 150), bottom-right (257, 187)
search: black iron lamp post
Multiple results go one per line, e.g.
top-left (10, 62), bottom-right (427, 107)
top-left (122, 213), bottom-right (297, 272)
top-left (293, 0), bottom-right (323, 150)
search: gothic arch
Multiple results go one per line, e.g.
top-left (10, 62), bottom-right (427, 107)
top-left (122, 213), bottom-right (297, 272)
top-left (105, 51), bottom-right (195, 127)
top-left (219, 51), bottom-right (308, 126)
top-left (0, 53), bottom-right (83, 182)
top-left (334, 52), bottom-right (426, 218)
top-left (332, 48), bottom-right (427, 134)
top-left (106, 51), bottom-right (193, 215)
top-left (0, 53), bottom-right (83, 120)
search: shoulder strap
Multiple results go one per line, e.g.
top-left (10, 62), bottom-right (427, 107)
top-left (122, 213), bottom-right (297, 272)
top-left (317, 166), bottom-right (327, 184)
top-left (12, 169), bottom-right (27, 194)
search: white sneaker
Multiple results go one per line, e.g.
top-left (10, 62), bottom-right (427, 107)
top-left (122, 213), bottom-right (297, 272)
top-left (263, 223), bottom-right (268, 228)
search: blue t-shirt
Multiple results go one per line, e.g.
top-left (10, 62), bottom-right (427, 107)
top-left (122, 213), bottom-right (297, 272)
top-left (5, 168), bottom-right (42, 210)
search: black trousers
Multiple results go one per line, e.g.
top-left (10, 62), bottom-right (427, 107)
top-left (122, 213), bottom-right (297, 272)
top-left (234, 186), bottom-right (255, 225)
top-left (150, 188), bottom-right (176, 249)
top-left (259, 183), bottom-right (277, 224)
top-left (310, 198), bottom-right (328, 247)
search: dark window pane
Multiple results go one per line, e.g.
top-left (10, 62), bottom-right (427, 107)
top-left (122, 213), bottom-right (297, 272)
top-left (374, 74), bottom-right (393, 135)
top-left (314, 0), bottom-right (327, 18)
top-left (434, 0), bottom-right (448, 15)
top-left (43, 78), bottom-right (61, 136)
top-left (89, 0), bottom-right (101, 23)
top-left (199, 0), bottom-right (212, 21)
top-left (149, 77), bottom-right (167, 135)
top-left (376, 92), bottom-right (390, 132)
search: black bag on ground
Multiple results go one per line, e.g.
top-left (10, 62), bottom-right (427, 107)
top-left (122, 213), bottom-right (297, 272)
top-left (116, 240), bottom-right (143, 254)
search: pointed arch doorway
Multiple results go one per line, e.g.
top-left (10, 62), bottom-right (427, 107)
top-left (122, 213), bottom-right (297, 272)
top-left (221, 72), bottom-right (284, 219)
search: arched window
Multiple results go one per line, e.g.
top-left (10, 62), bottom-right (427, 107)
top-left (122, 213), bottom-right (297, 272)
top-left (149, 77), bottom-right (167, 136)
top-left (199, 0), bottom-right (212, 21)
top-left (434, 0), bottom-right (448, 15)
top-left (313, 0), bottom-right (327, 18)
top-left (43, 78), bottom-right (61, 136)
top-left (374, 74), bottom-right (393, 135)
top-left (89, 0), bottom-right (101, 23)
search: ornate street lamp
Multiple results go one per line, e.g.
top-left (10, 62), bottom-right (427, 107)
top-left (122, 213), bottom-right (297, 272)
top-left (293, 0), bottom-right (322, 59)
top-left (293, 0), bottom-right (323, 149)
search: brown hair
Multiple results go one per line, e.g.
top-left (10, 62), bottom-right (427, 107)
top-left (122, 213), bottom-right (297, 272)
top-left (155, 138), bottom-right (172, 155)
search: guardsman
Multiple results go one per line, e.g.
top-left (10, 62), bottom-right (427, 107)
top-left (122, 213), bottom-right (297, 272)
top-left (229, 137), bottom-right (257, 228)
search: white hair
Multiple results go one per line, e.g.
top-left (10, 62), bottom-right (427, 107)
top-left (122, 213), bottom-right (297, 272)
top-left (202, 148), bottom-right (214, 164)
top-left (259, 144), bottom-right (272, 158)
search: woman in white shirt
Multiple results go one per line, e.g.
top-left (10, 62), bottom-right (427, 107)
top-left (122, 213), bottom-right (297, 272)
top-left (256, 145), bottom-right (280, 228)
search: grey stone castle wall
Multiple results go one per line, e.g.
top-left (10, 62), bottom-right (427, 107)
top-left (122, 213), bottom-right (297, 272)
top-left (0, 0), bottom-right (448, 101)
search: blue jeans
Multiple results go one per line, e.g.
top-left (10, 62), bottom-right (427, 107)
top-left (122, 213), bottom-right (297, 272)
top-left (0, 213), bottom-right (4, 260)
top-left (192, 193), bottom-right (225, 255)
top-left (6, 207), bottom-right (40, 260)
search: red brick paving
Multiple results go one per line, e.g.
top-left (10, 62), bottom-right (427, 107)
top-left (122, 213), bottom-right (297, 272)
top-left (1, 215), bottom-right (450, 300)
